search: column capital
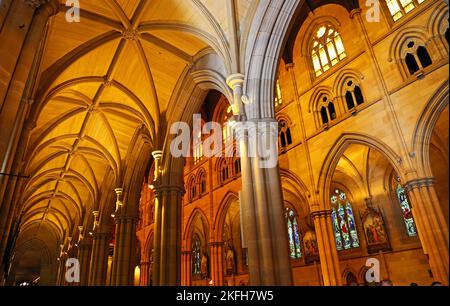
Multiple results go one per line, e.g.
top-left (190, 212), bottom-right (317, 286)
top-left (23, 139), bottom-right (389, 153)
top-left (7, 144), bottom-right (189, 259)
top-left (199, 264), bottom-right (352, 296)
top-left (404, 177), bottom-right (435, 191)
top-left (226, 73), bottom-right (245, 90)
top-left (311, 209), bottom-right (332, 219)
top-left (208, 241), bottom-right (225, 247)
top-left (154, 184), bottom-right (184, 196)
top-left (285, 62), bottom-right (295, 70)
top-left (349, 8), bottom-right (362, 19)
top-left (114, 215), bottom-right (138, 224)
top-left (152, 150), bottom-right (163, 160)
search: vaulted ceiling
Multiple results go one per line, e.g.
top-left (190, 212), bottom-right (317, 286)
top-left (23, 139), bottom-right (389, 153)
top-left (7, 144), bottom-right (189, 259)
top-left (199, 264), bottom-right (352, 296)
top-left (17, 0), bottom-right (255, 251)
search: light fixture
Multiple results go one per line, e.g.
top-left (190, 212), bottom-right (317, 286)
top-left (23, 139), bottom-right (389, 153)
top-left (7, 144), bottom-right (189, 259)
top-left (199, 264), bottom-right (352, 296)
top-left (111, 212), bottom-right (116, 218)
top-left (89, 231), bottom-right (93, 236)
top-left (149, 184), bottom-right (155, 190)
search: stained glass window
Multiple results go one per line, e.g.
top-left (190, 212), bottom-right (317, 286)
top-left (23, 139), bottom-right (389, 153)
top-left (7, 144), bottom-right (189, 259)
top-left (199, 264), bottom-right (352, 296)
top-left (311, 25), bottom-right (346, 77)
top-left (386, 0), bottom-right (427, 21)
top-left (394, 177), bottom-right (417, 237)
top-left (285, 207), bottom-right (302, 259)
top-left (330, 189), bottom-right (359, 251)
top-left (192, 235), bottom-right (201, 275)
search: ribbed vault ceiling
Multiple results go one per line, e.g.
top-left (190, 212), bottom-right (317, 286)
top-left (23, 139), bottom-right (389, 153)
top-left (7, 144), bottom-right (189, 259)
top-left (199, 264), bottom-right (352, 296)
top-left (18, 0), bottom-right (254, 249)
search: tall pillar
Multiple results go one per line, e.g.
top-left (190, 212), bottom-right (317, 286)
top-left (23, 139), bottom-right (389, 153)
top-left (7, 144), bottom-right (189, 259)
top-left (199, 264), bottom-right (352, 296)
top-left (78, 237), bottom-right (93, 286)
top-left (140, 261), bottom-right (149, 286)
top-left (88, 232), bottom-right (110, 286)
top-left (209, 241), bottom-right (224, 286)
top-left (153, 185), bottom-right (183, 286)
top-left (227, 74), bottom-right (293, 286)
top-left (311, 209), bottom-right (342, 286)
top-left (110, 187), bottom-right (138, 288)
top-left (111, 215), bottom-right (137, 286)
top-left (0, 0), bottom-right (58, 280)
top-left (181, 250), bottom-right (192, 286)
top-left (405, 178), bottom-right (449, 285)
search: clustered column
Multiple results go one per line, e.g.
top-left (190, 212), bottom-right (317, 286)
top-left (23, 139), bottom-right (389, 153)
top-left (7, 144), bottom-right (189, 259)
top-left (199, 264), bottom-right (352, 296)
top-left (77, 235), bottom-right (93, 286)
top-left (405, 178), bottom-right (449, 285)
top-left (110, 188), bottom-right (138, 286)
top-left (152, 184), bottom-right (183, 286)
top-left (311, 209), bottom-right (341, 286)
top-left (88, 232), bottom-right (111, 286)
top-left (181, 250), bottom-right (192, 286)
top-left (209, 241), bottom-right (224, 286)
top-left (226, 74), bottom-right (293, 286)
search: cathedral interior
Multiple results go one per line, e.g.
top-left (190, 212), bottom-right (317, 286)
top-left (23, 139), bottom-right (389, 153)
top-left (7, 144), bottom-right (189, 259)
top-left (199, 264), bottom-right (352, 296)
top-left (0, 0), bottom-right (448, 287)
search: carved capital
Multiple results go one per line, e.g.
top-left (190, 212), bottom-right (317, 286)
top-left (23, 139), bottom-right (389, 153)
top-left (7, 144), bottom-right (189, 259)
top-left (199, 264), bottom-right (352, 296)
top-left (404, 178), bottom-right (435, 192)
top-left (311, 209), bottom-right (332, 219)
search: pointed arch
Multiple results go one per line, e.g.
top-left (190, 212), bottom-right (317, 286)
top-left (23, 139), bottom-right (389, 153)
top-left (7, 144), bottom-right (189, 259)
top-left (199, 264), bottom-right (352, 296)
top-left (212, 191), bottom-right (240, 241)
top-left (411, 80), bottom-right (449, 177)
top-left (317, 133), bottom-right (403, 210)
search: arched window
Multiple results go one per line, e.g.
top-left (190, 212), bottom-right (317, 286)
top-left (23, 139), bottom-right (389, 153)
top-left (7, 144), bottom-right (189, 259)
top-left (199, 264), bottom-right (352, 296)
top-left (285, 207), bottom-right (302, 259)
top-left (311, 24), bottom-right (346, 77)
top-left (275, 80), bottom-right (283, 107)
top-left (192, 235), bottom-right (201, 275)
top-left (199, 171), bottom-right (207, 195)
top-left (219, 159), bottom-right (229, 184)
top-left (279, 120), bottom-right (293, 149)
top-left (331, 189), bottom-right (360, 251)
top-left (319, 95), bottom-right (337, 126)
top-left (386, 0), bottom-right (428, 21)
top-left (404, 40), bottom-right (432, 75)
top-left (344, 80), bottom-right (364, 111)
top-left (393, 177), bottom-right (417, 237)
top-left (188, 177), bottom-right (197, 201)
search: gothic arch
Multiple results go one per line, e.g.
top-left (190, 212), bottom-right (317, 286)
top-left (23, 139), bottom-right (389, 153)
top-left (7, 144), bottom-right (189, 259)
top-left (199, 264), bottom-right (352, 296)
top-left (427, 0), bottom-right (449, 55)
top-left (317, 133), bottom-right (403, 210)
top-left (388, 25), bottom-right (436, 80)
top-left (213, 191), bottom-right (240, 242)
top-left (332, 68), bottom-right (365, 98)
top-left (411, 80), bottom-right (449, 177)
top-left (183, 208), bottom-right (210, 245)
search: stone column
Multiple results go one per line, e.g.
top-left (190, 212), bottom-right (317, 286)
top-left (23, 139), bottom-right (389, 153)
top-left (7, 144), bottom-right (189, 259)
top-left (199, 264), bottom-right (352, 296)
top-left (153, 185), bottom-right (183, 286)
top-left (314, 209), bottom-right (342, 286)
top-left (181, 250), bottom-right (189, 286)
top-left (405, 178), bottom-right (449, 285)
top-left (182, 250), bottom-right (192, 286)
top-left (111, 209), bottom-right (138, 286)
top-left (0, 0), bottom-right (58, 280)
top-left (140, 261), bottom-right (149, 286)
top-left (78, 238), bottom-right (93, 286)
top-left (227, 74), bottom-right (293, 286)
top-left (108, 183), bottom-right (142, 287)
top-left (209, 241), bottom-right (224, 286)
top-left (88, 232), bottom-right (111, 286)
